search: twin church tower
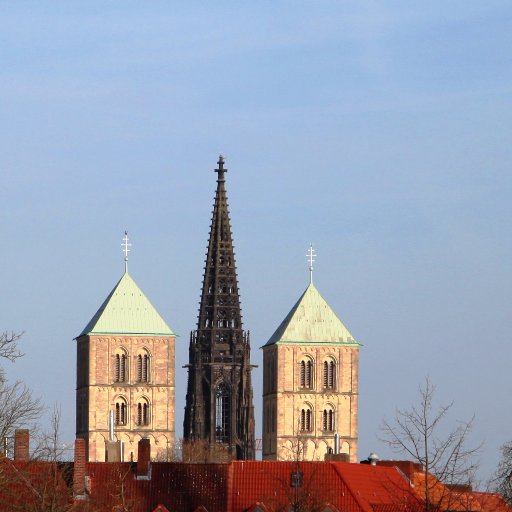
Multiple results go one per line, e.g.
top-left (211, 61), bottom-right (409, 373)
top-left (76, 156), bottom-right (360, 463)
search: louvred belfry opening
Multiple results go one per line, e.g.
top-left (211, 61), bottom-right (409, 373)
top-left (184, 155), bottom-right (255, 461)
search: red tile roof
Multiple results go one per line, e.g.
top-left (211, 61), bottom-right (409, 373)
top-left (0, 457), bottom-right (73, 510)
top-left (4, 454), bottom-right (507, 512)
top-left (334, 463), bottom-right (425, 512)
top-left (80, 460), bottom-right (431, 512)
top-left (229, 460), bottom-right (362, 511)
top-left (83, 461), bottom-right (230, 512)
top-left (470, 491), bottom-right (512, 512)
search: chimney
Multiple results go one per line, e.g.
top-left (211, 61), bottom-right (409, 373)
top-left (14, 429), bottom-right (29, 461)
top-left (374, 460), bottom-right (424, 479)
top-left (105, 441), bottom-right (121, 462)
top-left (137, 437), bottom-right (151, 478)
top-left (325, 452), bottom-right (350, 462)
top-left (73, 438), bottom-right (86, 497)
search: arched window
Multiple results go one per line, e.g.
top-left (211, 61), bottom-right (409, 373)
top-left (137, 398), bottom-right (150, 426)
top-left (323, 358), bottom-right (336, 389)
top-left (215, 384), bottom-right (230, 443)
top-left (114, 350), bottom-right (128, 383)
top-left (137, 350), bottom-right (150, 383)
top-left (299, 404), bottom-right (313, 432)
top-left (115, 397), bottom-right (127, 426)
top-left (322, 405), bottom-right (335, 432)
top-left (300, 357), bottom-right (314, 389)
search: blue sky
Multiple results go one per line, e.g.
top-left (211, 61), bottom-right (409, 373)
top-left (1, 1), bottom-right (511, 482)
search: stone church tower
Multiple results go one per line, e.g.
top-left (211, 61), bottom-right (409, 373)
top-left (76, 235), bottom-right (176, 462)
top-left (183, 156), bottom-right (255, 460)
top-left (262, 247), bottom-right (360, 462)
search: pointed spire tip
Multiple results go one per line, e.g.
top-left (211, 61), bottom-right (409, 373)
top-left (215, 154), bottom-right (227, 181)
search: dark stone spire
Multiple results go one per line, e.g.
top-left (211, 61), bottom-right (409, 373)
top-left (183, 155), bottom-right (255, 460)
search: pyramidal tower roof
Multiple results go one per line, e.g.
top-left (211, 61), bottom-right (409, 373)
top-left (265, 246), bottom-right (358, 346)
top-left (78, 233), bottom-right (174, 337)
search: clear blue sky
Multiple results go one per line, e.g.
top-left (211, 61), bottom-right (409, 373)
top-left (1, 2), bottom-right (511, 483)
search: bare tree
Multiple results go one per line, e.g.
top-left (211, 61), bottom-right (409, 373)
top-left (34, 405), bottom-right (69, 462)
top-left (0, 331), bottom-right (43, 454)
top-left (380, 377), bottom-right (480, 512)
top-left (489, 441), bottom-right (512, 504)
top-left (0, 331), bottom-right (24, 384)
top-left (0, 405), bottom-right (74, 512)
top-left (0, 331), bottom-right (24, 364)
top-left (0, 381), bottom-right (43, 445)
top-left (111, 464), bottom-right (135, 512)
top-left (181, 437), bottom-right (232, 463)
top-left (153, 444), bottom-right (180, 462)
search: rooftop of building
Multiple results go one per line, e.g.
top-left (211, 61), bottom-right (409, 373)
top-left (78, 269), bottom-right (174, 337)
top-left (265, 281), bottom-right (359, 346)
top-left (3, 430), bottom-right (510, 512)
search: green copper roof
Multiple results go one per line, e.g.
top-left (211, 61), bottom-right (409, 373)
top-left (265, 282), bottom-right (358, 346)
top-left (79, 271), bottom-right (174, 337)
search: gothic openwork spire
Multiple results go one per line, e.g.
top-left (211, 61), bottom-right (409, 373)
top-left (184, 156), bottom-right (255, 461)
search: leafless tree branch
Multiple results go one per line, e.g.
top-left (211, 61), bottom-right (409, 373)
top-left (380, 377), bottom-right (481, 512)
top-left (0, 379), bottom-right (43, 442)
top-left (489, 441), bottom-right (512, 504)
top-left (0, 331), bottom-right (24, 364)
top-left (0, 330), bottom-right (43, 454)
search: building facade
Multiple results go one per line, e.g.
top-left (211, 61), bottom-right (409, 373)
top-left (76, 246), bottom-right (176, 462)
top-left (183, 156), bottom-right (255, 460)
top-left (262, 257), bottom-right (360, 462)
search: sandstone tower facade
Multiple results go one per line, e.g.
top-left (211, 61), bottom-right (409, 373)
top-left (262, 250), bottom-right (360, 462)
top-left (76, 241), bottom-right (175, 462)
top-left (183, 156), bottom-right (255, 460)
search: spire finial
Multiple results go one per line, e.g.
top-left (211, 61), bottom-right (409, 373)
top-left (307, 244), bottom-right (316, 284)
top-left (122, 231), bottom-right (131, 273)
top-left (215, 154), bottom-right (227, 181)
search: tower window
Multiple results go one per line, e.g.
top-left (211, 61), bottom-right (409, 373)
top-left (137, 399), bottom-right (150, 426)
top-left (323, 406), bottom-right (335, 431)
top-left (299, 405), bottom-right (313, 432)
top-left (300, 357), bottom-right (314, 389)
top-left (115, 398), bottom-right (127, 426)
top-left (137, 350), bottom-right (150, 383)
top-left (323, 359), bottom-right (336, 389)
top-left (114, 351), bottom-right (128, 383)
top-left (215, 384), bottom-right (230, 443)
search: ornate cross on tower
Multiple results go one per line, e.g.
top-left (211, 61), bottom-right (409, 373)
top-left (122, 231), bottom-right (131, 273)
top-left (307, 243), bottom-right (316, 284)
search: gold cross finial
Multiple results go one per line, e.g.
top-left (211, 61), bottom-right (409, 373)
top-left (307, 244), bottom-right (316, 284)
top-left (122, 231), bottom-right (131, 273)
